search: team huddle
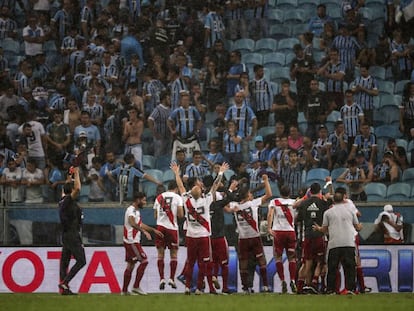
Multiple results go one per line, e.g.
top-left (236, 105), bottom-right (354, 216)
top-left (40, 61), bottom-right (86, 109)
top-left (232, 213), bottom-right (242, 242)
top-left (121, 162), bottom-right (368, 296)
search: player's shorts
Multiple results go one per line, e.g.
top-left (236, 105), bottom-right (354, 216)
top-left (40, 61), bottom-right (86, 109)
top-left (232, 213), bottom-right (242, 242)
top-left (302, 236), bottom-right (325, 261)
top-left (211, 236), bottom-right (229, 264)
top-left (185, 236), bottom-right (211, 264)
top-left (272, 230), bottom-right (296, 256)
top-left (124, 242), bottom-right (147, 263)
top-left (238, 237), bottom-right (264, 261)
top-left (155, 225), bottom-right (179, 250)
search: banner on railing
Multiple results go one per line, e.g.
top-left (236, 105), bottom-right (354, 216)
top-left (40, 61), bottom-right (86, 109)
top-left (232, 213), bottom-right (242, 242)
top-left (0, 245), bottom-right (412, 293)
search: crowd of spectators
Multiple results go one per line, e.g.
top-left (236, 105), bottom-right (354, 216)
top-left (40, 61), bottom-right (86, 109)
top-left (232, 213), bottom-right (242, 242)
top-left (0, 0), bottom-right (414, 205)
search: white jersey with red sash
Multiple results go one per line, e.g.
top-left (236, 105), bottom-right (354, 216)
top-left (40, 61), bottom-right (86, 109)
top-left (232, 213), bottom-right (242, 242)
top-left (183, 191), bottom-right (213, 238)
top-left (123, 205), bottom-right (142, 244)
top-left (230, 198), bottom-right (261, 239)
top-left (153, 191), bottom-right (183, 230)
top-left (268, 198), bottom-right (296, 232)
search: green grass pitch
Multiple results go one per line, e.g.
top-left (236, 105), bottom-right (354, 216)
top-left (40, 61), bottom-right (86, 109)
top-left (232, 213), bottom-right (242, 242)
top-left (0, 293), bottom-right (413, 311)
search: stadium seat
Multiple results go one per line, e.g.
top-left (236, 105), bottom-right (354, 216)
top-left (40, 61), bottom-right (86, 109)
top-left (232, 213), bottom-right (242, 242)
top-left (365, 182), bottom-right (387, 201)
top-left (141, 181), bottom-right (159, 201)
top-left (269, 81), bottom-right (279, 96)
top-left (269, 0), bottom-right (277, 7)
top-left (143, 169), bottom-right (163, 182)
top-left (365, 0), bottom-right (386, 8)
top-left (269, 24), bottom-right (291, 40)
top-left (330, 167), bottom-right (347, 182)
top-left (1, 38), bottom-right (20, 56)
top-left (155, 154), bottom-right (172, 171)
top-left (394, 80), bottom-right (410, 96)
top-left (360, 7), bottom-right (385, 23)
top-left (377, 81), bottom-right (395, 96)
top-left (386, 182), bottom-right (412, 201)
top-left (379, 94), bottom-right (400, 108)
top-left (283, 9), bottom-right (307, 24)
top-left (263, 52), bottom-right (286, 69)
top-left (233, 38), bottom-right (255, 54)
top-left (297, 111), bottom-right (307, 134)
top-left (142, 155), bottom-right (156, 169)
top-left (224, 169), bottom-right (235, 181)
top-left (379, 105), bottom-right (400, 126)
top-left (78, 184), bottom-right (90, 203)
top-left (258, 126), bottom-right (276, 137)
top-left (267, 9), bottom-right (284, 25)
top-left (395, 138), bottom-right (408, 152)
top-left (329, 7), bottom-right (342, 21)
top-left (297, 0), bottom-right (317, 13)
top-left (375, 125), bottom-right (403, 139)
top-left (285, 52), bottom-right (296, 66)
top-left (255, 38), bottom-right (277, 54)
top-left (325, 110), bottom-right (340, 133)
top-left (162, 169), bottom-right (175, 183)
top-left (270, 181), bottom-right (281, 198)
top-left (276, 38), bottom-right (300, 52)
top-left (305, 168), bottom-right (330, 186)
top-left (313, 51), bottom-right (326, 64)
top-left (276, 0), bottom-right (298, 10)
top-left (270, 66), bottom-right (291, 83)
top-left (224, 40), bottom-right (233, 51)
top-left (408, 140), bottom-right (414, 153)
top-left (369, 66), bottom-right (387, 81)
top-left (402, 167), bottom-right (414, 183)
top-left (242, 52), bottom-right (263, 67)
top-left (290, 23), bottom-right (308, 37)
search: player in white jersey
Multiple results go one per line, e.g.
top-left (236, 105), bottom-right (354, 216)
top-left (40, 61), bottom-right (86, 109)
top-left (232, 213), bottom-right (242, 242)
top-left (122, 192), bottom-right (163, 296)
top-left (267, 185), bottom-right (297, 293)
top-left (171, 161), bottom-right (229, 295)
top-left (153, 180), bottom-right (184, 290)
top-left (229, 174), bottom-right (272, 293)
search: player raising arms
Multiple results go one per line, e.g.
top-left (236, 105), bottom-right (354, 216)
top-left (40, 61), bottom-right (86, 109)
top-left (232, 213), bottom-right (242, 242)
top-left (229, 174), bottom-right (272, 293)
top-left (171, 161), bottom-right (229, 295)
top-left (153, 180), bottom-right (184, 290)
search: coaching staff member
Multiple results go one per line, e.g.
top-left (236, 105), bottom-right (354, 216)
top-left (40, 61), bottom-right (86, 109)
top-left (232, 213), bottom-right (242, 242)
top-left (313, 187), bottom-right (362, 295)
top-left (58, 166), bottom-right (86, 295)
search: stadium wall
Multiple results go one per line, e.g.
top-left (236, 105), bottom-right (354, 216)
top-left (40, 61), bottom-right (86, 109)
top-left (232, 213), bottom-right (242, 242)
top-left (0, 246), bottom-right (412, 293)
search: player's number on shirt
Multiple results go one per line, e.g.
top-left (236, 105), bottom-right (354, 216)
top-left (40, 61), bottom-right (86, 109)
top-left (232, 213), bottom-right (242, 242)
top-left (159, 196), bottom-right (173, 216)
top-left (188, 205), bottom-right (205, 222)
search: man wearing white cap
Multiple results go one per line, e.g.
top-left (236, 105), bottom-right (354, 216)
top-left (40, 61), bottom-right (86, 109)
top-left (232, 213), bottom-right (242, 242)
top-left (374, 204), bottom-right (404, 244)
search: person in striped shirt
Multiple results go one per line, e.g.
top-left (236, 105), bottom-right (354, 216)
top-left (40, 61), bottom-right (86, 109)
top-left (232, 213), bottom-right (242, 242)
top-left (50, 0), bottom-right (73, 43)
top-left (148, 90), bottom-right (173, 158)
top-left (80, 0), bottom-right (95, 40)
top-left (317, 47), bottom-right (346, 110)
top-left (224, 0), bottom-right (247, 40)
top-left (250, 64), bottom-right (272, 128)
top-left (350, 64), bottom-right (379, 124)
top-left (183, 150), bottom-right (210, 184)
top-left (339, 89), bottom-right (364, 151)
top-left (204, 2), bottom-right (225, 49)
top-left (326, 120), bottom-right (348, 170)
top-left (143, 68), bottom-right (167, 118)
top-left (399, 82), bottom-right (414, 139)
top-left (225, 91), bottom-right (257, 162)
top-left (222, 119), bottom-right (243, 169)
top-left (348, 121), bottom-right (377, 165)
top-left (331, 24), bottom-right (360, 83)
top-left (279, 149), bottom-right (304, 199)
top-left (168, 91), bottom-right (202, 161)
top-left (167, 65), bottom-right (189, 111)
top-left (0, 6), bottom-right (17, 40)
top-left (390, 28), bottom-right (412, 81)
